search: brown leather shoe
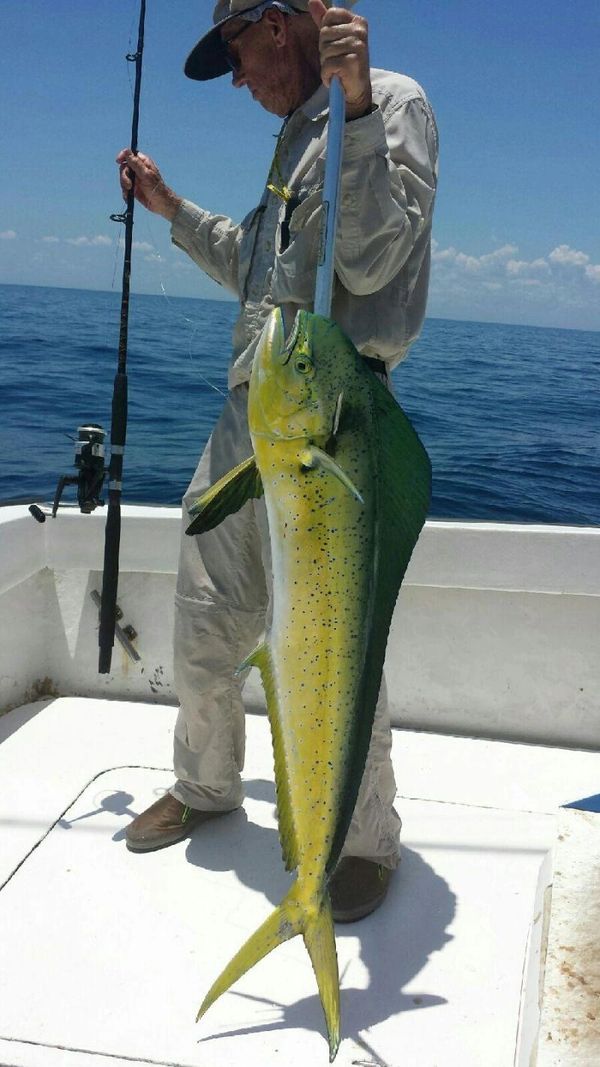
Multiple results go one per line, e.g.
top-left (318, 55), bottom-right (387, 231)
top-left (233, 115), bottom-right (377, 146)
top-left (329, 857), bottom-right (393, 923)
top-left (125, 793), bottom-right (230, 853)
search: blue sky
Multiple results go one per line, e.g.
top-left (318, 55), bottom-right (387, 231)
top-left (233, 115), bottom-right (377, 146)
top-left (1, 0), bottom-right (599, 329)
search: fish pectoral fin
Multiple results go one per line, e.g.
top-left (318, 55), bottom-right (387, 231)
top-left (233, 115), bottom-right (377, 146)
top-left (332, 391), bottom-right (344, 437)
top-left (299, 446), bottom-right (364, 505)
top-left (186, 455), bottom-right (263, 536)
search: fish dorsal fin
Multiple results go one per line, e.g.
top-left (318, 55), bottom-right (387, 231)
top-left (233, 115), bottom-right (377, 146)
top-left (186, 455), bottom-right (263, 536)
top-left (237, 642), bottom-right (299, 873)
top-left (328, 373), bottom-right (432, 872)
top-left (299, 445), bottom-right (364, 504)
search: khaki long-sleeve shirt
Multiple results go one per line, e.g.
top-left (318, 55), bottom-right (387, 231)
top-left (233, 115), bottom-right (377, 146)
top-left (171, 68), bottom-right (438, 389)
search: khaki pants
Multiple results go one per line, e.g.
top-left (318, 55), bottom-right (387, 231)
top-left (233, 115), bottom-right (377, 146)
top-left (171, 384), bottom-right (401, 869)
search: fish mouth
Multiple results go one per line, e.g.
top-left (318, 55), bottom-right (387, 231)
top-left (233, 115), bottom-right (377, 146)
top-left (263, 308), bottom-right (304, 368)
top-left (280, 313), bottom-right (301, 365)
top-left (266, 306), bottom-right (286, 364)
top-left (259, 308), bottom-right (306, 371)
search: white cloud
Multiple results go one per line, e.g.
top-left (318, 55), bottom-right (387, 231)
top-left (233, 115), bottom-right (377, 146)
top-left (170, 259), bottom-right (196, 273)
top-left (548, 244), bottom-right (590, 267)
top-left (506, 257), bottom-right (550, 276)
top-left (432, 245), bottom-right (458, 263)
top-left (65, 234), bottom-right (112, 247)
top-left (432, 240), bottom-right (599, 286)
top-left (433, 243), bottom-right (518, 273)
top-left (0, 230), bottom-right (16, 240)
top-left (479, 244), bottom-right (519, 264)
top-left (429, 238), bottom-right (600, 327)
top-left (116, 238), bottom-right (155, 253)
top-left (454, 252), bottom-right (482, 273)
top-left (41, 235), bottom-right (60, 244)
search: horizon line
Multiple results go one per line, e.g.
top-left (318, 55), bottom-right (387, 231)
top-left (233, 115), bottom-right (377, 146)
top-left (0, 280), bottom-right (598, 335)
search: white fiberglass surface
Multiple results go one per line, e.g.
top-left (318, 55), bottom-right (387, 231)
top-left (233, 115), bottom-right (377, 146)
top-left (4, 698), bottom-right (598, 1066)
top-left (0, 761), bottom-right (552, 1067)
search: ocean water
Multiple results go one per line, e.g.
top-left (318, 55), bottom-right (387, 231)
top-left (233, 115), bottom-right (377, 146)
top-left (1, 283), bottom-right (599, 526)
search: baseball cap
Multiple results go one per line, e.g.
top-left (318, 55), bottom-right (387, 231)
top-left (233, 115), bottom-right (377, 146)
top-left (184, 0), bottom-right (311, 82)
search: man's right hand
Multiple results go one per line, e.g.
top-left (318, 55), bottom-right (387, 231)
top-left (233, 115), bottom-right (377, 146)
top-left (116, 149), bottom-right (182, 221)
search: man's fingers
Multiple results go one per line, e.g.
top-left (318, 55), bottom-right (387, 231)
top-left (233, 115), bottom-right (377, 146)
top-left (119, 153), bottom-right (143, 174)
top-left (117, 150), bottom-right (150, 204)
top-left (307, 0), bottom-right (327, 29)
top-left (115, 148), bottom-right (180, 220)
top-left (117, 152), bottom-right (160, 196)
top-left (319, 34), bottom-right (362, 59)
top-left (319, 19), bottom-right (367, 59)
top-left (320, 6), bottom-right (355, 26)
top-left (116, 149), bottom-right (152, 171)
top-left (310, 2), bottom-right (359, 32)
top-left (118, 161), bottom-right (133, 197)
top-left (319, 20), bottom-right (367, 44)
top-left (308, 3), bottom-right (370, 99)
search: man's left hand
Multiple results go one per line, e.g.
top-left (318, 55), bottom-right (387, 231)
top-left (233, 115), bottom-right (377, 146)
top-left (308, 1), bottom-right (372, 121)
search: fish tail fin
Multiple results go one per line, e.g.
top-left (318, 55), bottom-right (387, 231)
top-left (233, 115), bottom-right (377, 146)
top-left (197, 884), bottom-right (340, 1061)
top-left (196, 883), bottom-right (303, 1023)
top-left (303, 895), bottom-right (340, 1062)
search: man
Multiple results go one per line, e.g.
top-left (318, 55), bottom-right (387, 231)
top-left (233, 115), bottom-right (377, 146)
top-left (118, 0), bottom-right (438, 921)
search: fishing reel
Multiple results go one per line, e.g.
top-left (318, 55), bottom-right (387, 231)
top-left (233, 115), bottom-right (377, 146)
top-left (29, 424), bottom-right (108, 523)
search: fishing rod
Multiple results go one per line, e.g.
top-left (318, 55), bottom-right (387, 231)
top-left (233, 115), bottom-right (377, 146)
top-left (98, 0), bottom-right (147, 674)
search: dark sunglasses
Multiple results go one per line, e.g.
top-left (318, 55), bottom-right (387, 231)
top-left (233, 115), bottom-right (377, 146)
top-left (223, 6), bottom-right (301, 73)
top-left (223, 20), bottom-right (256, 72)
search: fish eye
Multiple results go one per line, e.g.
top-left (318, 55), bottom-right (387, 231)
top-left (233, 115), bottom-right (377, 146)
top-left (295, 357), bottom-right (312, 375)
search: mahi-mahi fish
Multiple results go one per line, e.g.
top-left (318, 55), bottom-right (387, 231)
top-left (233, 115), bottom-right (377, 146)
top-left (186, 308), bottom-right (431, 1060)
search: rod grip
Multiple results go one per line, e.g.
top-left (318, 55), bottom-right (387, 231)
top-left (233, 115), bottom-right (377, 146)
top-left (98, 371), bottom-right (128, 673)
top-left (98, 502), bottom-right (122, 673)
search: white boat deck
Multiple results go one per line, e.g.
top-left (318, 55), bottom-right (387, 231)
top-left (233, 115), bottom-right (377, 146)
top-left (2, 696), bottom-right (599, 1067)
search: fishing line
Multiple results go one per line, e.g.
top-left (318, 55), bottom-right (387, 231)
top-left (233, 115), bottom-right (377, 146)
top-left (109, 163), bottom-right (229, 402)
top-left (159, 280), bottom-right (230, 401)
top-left (116, 0), bottom-right (228, 402)
top-left (125, 0), bottom-right (139, 98)
top-left (135, 206), bottom-right (230, 400)
top-left (108, 0), bottom-right (142, 294)
top-left (110, 228), bottom-right (124, 292)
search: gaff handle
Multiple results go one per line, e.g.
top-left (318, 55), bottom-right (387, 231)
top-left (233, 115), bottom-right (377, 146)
top-left (313, 1), bottom-right (351, 319)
